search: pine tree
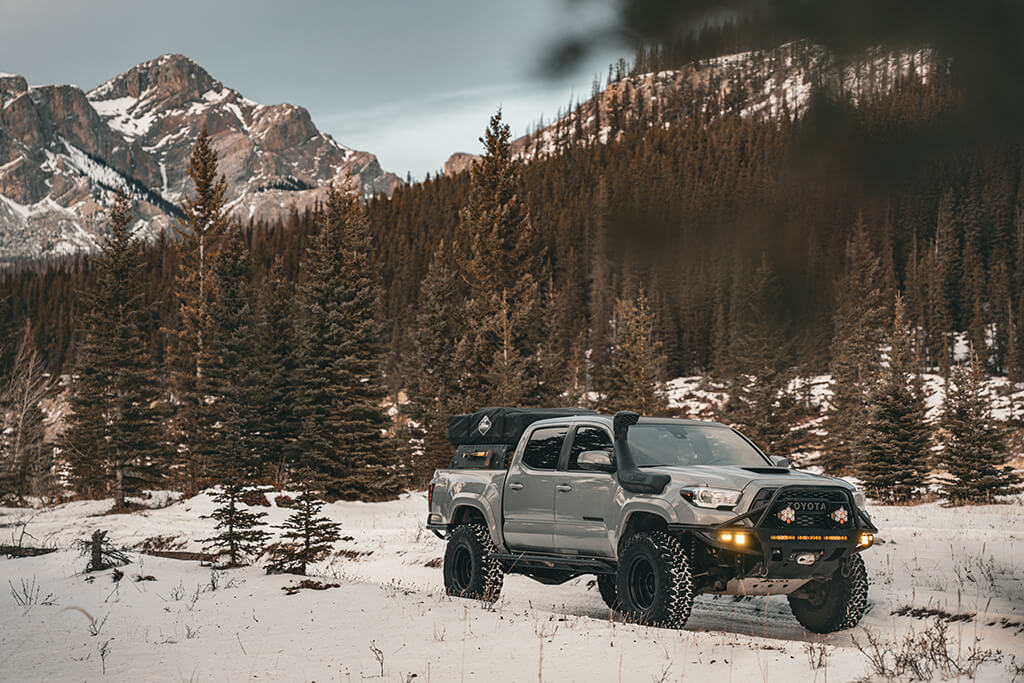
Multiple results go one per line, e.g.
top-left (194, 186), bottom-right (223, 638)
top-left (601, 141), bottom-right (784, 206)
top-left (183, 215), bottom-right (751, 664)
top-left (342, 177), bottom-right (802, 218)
top-left (939, 355), bottom-right (1021, 504)
top-left (294, 188), bottom-right (399, 501)
top-left (822, 222), bottom-right (889, 475)
top-left (408, 241), bottom-right (464, 484)
top-left (857, 295), bottom-right (932, 503)
top-left (266, 478), bottom-right (341, 575)
top-left (202, 484), bottom-right (270, 567)
top-left (587, 181), bottom-right (616, 399)
top-left (63, 192), bottom-right (163, 508)
top-left (0, 326), bottom-right (52, 502)
top-left (167, 130), bottom-right (231, 492)
top-left (1008, 298), bottom-right (1024, 421)
top-left (720, 257), bottom-right (804, 459)
top-left (251, 259), bottom-right (300, 484)
top-left (203, 227), bottom-right (262, 483)
top-left (603, 290), bottom-right (668, 414)
top-left (454, 110), bottom-right (548, 406)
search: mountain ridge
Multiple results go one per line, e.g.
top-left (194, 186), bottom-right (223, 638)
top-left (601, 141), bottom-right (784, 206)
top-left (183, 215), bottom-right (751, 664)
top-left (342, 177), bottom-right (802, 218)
top-left (0, 54), bottom-right (401, 263)
top-left (444, 40), bottom-right (934, 175)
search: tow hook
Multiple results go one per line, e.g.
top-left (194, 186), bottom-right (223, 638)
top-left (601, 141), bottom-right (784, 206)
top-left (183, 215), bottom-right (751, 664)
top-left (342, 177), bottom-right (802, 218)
top-left (795, 552), bottom-right (819, 566)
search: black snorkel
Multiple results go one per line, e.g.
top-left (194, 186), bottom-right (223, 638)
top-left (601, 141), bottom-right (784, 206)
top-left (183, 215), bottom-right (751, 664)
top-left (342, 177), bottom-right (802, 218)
top-left (613, 411), bottom-right (671, 494)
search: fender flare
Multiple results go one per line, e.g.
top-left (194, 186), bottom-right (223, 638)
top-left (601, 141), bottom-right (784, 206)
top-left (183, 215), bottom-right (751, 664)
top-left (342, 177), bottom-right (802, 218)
top-left (617, 499), bottom-right (679, 551)
top-left (449, 496), bottom-right (505, 552)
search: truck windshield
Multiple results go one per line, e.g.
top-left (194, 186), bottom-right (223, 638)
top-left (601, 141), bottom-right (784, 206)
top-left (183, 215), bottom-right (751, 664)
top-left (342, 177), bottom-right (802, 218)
top-left (628, 424), bottom-right (769, 468)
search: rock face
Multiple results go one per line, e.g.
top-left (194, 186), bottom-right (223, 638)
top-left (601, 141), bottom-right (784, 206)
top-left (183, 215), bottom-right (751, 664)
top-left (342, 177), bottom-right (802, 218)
top-left (443, 152), bottom-right (479, 177)
top-left (0, 55), bottom-right (401, 262)
top-left (443, 41), bottom-right (933, 175)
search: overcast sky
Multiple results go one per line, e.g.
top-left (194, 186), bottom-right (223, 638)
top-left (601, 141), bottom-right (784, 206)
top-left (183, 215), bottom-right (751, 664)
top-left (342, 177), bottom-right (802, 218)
top-left (0, 0), bottom-right (625, 179)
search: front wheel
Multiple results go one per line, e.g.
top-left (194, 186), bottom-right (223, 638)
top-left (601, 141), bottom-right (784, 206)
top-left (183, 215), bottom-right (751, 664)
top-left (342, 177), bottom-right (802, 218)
top-left (616, 531), bottom-right (694, 628)
top-left (597, 573), bottom-right (619, 610)
top-left (443, 524), bottom-right (504, 602)
top-left (788, 554), bottom-right (869, 633)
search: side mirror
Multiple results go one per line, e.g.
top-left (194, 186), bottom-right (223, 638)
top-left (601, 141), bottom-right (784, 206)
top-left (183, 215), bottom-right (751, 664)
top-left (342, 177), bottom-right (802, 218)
top-left (771, 456), bottom-right (791, 468)
top-left (577, 450), bottom-right (615, 473)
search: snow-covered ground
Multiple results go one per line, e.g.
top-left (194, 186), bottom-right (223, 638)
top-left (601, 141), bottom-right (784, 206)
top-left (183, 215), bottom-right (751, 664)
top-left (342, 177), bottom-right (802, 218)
top-left (2, 491), bottom-right (1023, 681)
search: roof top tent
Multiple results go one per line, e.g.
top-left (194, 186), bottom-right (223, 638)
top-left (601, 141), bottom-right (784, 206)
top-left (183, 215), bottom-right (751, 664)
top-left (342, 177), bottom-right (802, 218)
top-left (447, 407), bottom-right (597, 447)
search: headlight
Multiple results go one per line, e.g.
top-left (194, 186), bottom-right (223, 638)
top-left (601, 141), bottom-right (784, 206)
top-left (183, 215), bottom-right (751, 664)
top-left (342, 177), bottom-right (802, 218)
top-left (681, 487), bottom-right (742, 509)
top-left (853, 490), bottom-right (867, 509)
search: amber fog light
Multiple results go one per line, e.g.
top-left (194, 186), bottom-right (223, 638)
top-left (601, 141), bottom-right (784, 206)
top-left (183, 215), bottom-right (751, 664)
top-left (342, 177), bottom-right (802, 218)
top-left (717, 531), bottom-right (748, 546)
top-left (858, 533), bottom-right (874, 548)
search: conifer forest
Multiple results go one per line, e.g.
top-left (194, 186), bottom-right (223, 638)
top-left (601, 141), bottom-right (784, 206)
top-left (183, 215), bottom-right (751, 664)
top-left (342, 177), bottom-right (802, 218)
top-left (2, 45), bottom-right (1022, 507)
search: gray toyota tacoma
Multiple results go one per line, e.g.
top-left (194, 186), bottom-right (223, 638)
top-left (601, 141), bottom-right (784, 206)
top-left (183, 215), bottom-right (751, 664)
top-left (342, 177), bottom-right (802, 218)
top-left (427, 408), bottom-right (877, 632)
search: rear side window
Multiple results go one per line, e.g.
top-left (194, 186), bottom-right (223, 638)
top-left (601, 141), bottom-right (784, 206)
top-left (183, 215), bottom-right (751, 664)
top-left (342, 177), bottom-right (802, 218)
top-left (568, 426), bottom-right (613, 470)
top-left (522, 427), bottom-right (568, 470)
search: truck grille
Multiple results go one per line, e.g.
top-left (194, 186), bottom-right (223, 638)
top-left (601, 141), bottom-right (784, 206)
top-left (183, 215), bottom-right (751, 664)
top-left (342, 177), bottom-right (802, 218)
top-left (749, 487), bottom-right (853, 529)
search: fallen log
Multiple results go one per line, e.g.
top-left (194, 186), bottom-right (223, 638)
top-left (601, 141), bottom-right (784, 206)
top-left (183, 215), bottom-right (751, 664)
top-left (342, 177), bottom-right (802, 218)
top-left (0, 545), bottom-right (58, 558)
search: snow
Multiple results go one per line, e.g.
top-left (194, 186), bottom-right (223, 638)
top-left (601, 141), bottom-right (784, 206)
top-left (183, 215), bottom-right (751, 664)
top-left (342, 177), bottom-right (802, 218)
top-left (225, 101), bottom-right (246, 126)
top-left (60, 139), bottom-right (128, 190)
top-left (201, 88), bottom-right (230, 104)
top-left (2, 92), bottom-right (27, 110)
top-left (2, 491), bottom-right (1022, 681)
top-left (108, 109), bottom-right (156, 140)
top-left (0, 193), bottom-right (31, 220)
top-left (87, 95), bottom-right (136, 118)
top-left (953, 331), bottom-right (971, 363)
top-left (666, 376), bottom-right (727, 418)
top-left (87, 92), bottom-right (157, 140)
top-left (670, 370), bottom-right (1024, 425)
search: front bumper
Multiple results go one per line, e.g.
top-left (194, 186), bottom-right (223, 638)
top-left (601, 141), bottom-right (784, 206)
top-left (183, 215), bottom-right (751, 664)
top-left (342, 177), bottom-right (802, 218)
top-left (670, 484), bottom-right (877, 581)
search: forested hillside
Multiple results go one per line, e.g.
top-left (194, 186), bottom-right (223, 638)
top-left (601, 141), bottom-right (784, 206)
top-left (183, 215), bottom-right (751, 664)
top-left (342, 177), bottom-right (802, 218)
top-left (1, 42), bottom-right (1022, 503)
top-left (7, 55), bottom-right (1021, 380)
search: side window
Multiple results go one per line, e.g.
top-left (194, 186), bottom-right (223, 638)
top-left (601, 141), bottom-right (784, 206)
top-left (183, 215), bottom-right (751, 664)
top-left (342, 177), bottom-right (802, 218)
top-left (568, 426), bottom-right (614, 471)
top-left (522, 427), bottom-right (568, 470)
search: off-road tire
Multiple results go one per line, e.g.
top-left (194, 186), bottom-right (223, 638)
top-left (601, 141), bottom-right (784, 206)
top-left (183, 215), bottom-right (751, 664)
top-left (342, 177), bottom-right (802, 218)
top-left (616, 531), bottom-right (694, 628)
top-left (788, 554), bottom-right (869, 633)
top-left (443, 523), bottom-right (504, 602)
top-left (597, 573), bottom-right (619, 610)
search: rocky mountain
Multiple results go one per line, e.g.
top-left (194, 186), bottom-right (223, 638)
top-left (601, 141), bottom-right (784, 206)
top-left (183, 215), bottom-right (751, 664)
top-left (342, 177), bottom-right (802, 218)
top-left (0, 55), bottom-right (400, 262)
top-left (445, 41), bottom-right (934, 174)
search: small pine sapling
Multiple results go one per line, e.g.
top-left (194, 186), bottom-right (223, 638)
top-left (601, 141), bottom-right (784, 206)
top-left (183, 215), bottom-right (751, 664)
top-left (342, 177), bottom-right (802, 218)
top-left (202, 484), bottom-right (270, 567)
top-left (76, 530), bottom-right (130, 573)
top-left (266, 480), bottom-right (341, 575)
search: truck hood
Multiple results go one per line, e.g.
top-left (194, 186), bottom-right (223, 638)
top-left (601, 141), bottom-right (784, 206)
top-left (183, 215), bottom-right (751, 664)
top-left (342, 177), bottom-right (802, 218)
top-left (639, 465), bottom-right (852, 494)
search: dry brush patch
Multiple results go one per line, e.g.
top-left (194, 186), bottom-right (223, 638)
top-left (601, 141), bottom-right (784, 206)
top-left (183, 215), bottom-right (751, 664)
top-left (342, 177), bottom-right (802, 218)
top-left (853, 618), bottom-right (1002, 681)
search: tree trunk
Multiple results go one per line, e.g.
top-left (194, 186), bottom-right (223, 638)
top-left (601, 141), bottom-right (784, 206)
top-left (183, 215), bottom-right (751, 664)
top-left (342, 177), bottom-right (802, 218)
top-left (114, 468), bottom-right (125, 510)
top-left (91, 530), bottom-right (104, 571)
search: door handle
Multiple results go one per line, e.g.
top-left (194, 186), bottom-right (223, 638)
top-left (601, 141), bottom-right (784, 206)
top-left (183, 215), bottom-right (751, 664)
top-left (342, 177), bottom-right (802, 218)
top-left (508, 482), bottom-right (524, 491)
top-left (556, 484), bottom-right (573, 492)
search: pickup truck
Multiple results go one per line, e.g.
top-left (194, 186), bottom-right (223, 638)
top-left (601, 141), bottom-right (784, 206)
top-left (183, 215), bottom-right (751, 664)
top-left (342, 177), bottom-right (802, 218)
top-left (427, 408), bottom-right (877, 633)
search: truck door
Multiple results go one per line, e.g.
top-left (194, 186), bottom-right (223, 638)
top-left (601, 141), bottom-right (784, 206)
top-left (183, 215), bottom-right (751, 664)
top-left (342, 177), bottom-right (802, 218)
top-left (502, 425), bottom-right (569, 551)
top-left (552, 425), bottom-right (617, 557)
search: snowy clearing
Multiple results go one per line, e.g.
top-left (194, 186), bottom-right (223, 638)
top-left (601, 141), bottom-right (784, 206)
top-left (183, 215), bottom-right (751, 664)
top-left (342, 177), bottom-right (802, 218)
top-left (2, 492), bottom-right (1023, 681)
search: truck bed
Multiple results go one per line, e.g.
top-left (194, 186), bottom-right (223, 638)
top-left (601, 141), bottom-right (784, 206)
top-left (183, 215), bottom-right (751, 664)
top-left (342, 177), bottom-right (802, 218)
top-left (429, 468), bottom-right (507, 537)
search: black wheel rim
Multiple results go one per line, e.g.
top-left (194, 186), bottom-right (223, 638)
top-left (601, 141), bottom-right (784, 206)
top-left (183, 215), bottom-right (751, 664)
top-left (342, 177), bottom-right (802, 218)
top-left (452, 543), bottom-right (474, 592)
top-left (627, 556), bottom-right (658, 611)
top-left (802, 580), bottom-right (828, 608)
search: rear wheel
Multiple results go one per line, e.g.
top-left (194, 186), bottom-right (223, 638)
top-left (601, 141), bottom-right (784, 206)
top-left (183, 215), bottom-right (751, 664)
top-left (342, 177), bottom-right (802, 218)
top-left (788, 554), bottom-right (869, 633)
top-left (443, 524), bottom-right (503, 602)
top-left (597, 573), bottom-right (619, 610)
top-left (616, 531), bottom-right (694, 628)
